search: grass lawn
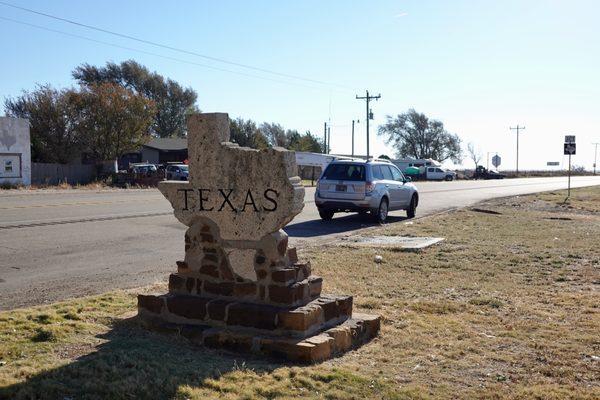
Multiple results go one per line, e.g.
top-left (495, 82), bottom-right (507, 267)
top-left (1, 187), bottom-right (599, 399)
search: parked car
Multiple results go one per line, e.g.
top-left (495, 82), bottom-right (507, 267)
top-left (131, 163), bottom-right (157, 176)
top-left (314, 158), bottom-right (419, 223)
top-left (425, 166), bottom-right (456, 181)
top-left (165, 164), bottom-right (189, 180)
top-left (472, 165), bottom-right (505, 180)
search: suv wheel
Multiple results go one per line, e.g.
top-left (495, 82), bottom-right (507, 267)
top-left (319, 209), bottom-right (334, 221)
top-left (373, 198), bottom-right (389, 223)
top-left (445, 175), bottom-right (453, 181)
top-left (407, 195), bottom-right (417, 218)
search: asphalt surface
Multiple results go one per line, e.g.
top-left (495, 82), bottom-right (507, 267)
top-left (1, 176), bottom-right (599, 310)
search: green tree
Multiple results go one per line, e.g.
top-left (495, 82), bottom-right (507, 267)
top-left (72, 60), bottom-right (197, 138)
top-left (4, 85), bottom-right (81, 163)
top-left (230, 117), bottom-right (323, 152)
top-left (289, 131), bottom-right (324, 153)
top-left (259, 122), bottom-right (288, 147)
top-left (71, 83), bottom-right (156, 161)
top-left (229, 117), bottom-right (268, 149)
top-left (378, 109), bottom-right (462, 163)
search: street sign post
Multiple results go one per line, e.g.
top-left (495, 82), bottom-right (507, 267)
top-left (564, 136), bottom-right (576, 198)
top-left (491, 154), bottom-right (501, 169)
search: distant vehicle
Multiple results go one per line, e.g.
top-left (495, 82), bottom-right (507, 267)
top-left (394, 158), bottom-right (441, 173)
top-left (165, 164), bottom-right (189, 180)
top-left (314, 158), bottom-right (419, 223)
top-left (473, 166), bottom-right (505, 180)
top-left (394, 158), bottom-right (455, 181)
top-left (130, 163), bottom-right (157, 176)
top-left (425, 166), bottom-right (456, 181)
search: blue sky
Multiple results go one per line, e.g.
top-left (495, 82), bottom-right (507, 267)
top-left (1, 0), bottom-right (599, 170)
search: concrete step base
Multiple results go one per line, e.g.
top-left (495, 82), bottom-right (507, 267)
top-left (138, 311), bottom-right (380, 363)
top-left (138, 293), bottom-right (354, 338)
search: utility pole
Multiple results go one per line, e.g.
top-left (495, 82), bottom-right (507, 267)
top-left (509, 125), bottom-right (525, 174)
top-left (356, 90), bottom-right (381, 159)
top-left (351, 120), bottom-right (355, 157)
top-left (351, 120), bottom-right (359, 157)
top-left (593, 142), bottom-right (599, 175)
top-left (327, 126), bottom-right (331, 154)
top-left (323, 122), bottom-right (327, 154)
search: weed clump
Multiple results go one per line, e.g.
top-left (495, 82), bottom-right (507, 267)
top-left (31, 328), bottom-right (56, 343)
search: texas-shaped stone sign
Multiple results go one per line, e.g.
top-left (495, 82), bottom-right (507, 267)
top-left (160, 113), bottom-right (304, 238)
top-left (138, 113), bottom-right (380, 362)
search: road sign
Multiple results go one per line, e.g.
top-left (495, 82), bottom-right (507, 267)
top-left (547, 161), bottom-right (559, 166)
top-left (491, 154), bottom-right (501, 168)
top-left (564, 143), bottom-right (576, 155)
top-left (564, 135), bottom-right (576, 143)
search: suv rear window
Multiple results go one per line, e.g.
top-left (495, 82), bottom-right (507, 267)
top-left (322, 164), bottom-right (365, 181)
top-left (372, 165), bottom-right (384, 180)
top-left (380, 165), bottom-right (394, 180)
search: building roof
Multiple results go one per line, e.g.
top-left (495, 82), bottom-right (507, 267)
top-left (143, 137), bottom-right (188, 151)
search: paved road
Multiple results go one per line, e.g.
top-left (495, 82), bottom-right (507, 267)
top-left (1, 176), bottom-right (599, 310)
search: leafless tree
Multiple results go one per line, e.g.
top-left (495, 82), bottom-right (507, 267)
top-left (467, 142), bottom-right (482, 169)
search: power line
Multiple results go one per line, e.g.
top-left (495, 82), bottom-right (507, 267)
top-left (0, 0), bottom-right (354, 91)
top-left (0, 16), bottom-right (345, 92)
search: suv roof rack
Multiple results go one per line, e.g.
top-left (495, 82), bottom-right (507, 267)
top-left (332, 156), bottom-right (365, 162)
top-left (367, 157), bottom-right (393, 164)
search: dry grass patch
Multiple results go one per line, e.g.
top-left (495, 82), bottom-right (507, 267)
top-left (1, 187), bottom-right (599, 399)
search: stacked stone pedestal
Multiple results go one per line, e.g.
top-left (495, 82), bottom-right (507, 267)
top-left (138, 223), bottom-right (380, 362)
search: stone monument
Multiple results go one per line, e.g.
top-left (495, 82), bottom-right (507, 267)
top-left (138, 113), bottom-right (380, 362)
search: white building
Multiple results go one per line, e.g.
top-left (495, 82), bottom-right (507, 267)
top-left (0, 117), bottom-right (31, 186)
top-left (295, 152), bottom-right (336, 169)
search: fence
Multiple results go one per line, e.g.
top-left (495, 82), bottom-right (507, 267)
top-left (31, 162), bottom-right (96, 185)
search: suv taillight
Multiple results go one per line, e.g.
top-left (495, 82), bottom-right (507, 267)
top-left (365, 181), bottom-right (375, 194)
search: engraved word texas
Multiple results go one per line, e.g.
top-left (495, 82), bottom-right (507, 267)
top-left (177, 188), bottom-right (279, 212)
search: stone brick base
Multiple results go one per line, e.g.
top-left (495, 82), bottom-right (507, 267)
top-left (138, 304), bottom-right (380, 363)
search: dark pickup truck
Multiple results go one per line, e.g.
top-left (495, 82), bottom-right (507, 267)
top-left (473, 166), bottom-right (505, 180)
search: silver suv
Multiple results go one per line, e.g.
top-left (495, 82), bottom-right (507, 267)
top-left (315, 159), bottom-right (419, 222)
top-left (165, 164), bottom-right (189, 181)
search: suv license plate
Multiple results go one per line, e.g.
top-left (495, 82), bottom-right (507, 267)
top-left (336, 185), bottom-right (347, 192)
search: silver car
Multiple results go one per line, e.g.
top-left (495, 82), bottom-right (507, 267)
top-left (314, 159), bottom-right (419, 222)
top-left (165, 164), bottom-right (189, 181)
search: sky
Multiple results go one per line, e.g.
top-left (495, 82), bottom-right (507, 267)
top-left (1, 0), bottom-right (599, 170)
